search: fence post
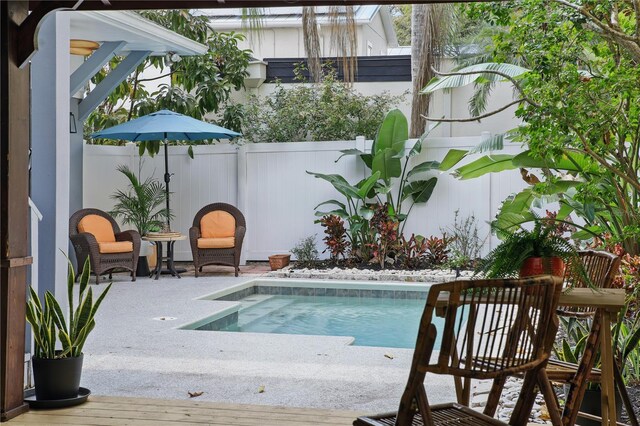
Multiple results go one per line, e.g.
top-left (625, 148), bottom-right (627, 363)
top-left (237, 144), bottom-right (248, 265)
top-left (355, 136), bottom-right (366, 179)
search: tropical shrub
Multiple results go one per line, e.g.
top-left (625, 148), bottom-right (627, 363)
top-left (291, 235), bottom-right (319, 267)
top-left (319, 215), bottom-right (350, 260)
top-left (110, 164), bottom-right (171, 236)
top-left (423, 0), bottom-right (640, 257)
top-left (238, 67), bottom-right (405, 143)
top-left (425, 235), bottom-right (451, 267)
top-left (86, 10), bottom-right (251, 157)
top-left (309, 109), bottom-right (440, 264)
top-left (442, 210), bottom-right (486, 269)
top-left (397, 234), bottom-right (429, 270)
top-left (367, 203), bottom-right (400, 267)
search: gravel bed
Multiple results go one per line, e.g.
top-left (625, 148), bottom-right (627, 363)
top-left (268, 266), bottom-right (476, 283)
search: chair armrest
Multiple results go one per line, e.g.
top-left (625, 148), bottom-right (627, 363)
top-left (235, 226), bottom-right (246, 256)
top-left (116, 230), bottom-right (141, 243)
top-left (70, 232), bottom-right (100, 263)
top-left (116, 230), bottom-right (141, 257)
top-left (189, 227), bottom-right (201, 240)
top-left (235, 226), bottom-right (246, 244)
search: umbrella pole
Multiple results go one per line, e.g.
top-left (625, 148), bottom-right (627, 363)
top-left (164, 139), bottom-right (171, 231)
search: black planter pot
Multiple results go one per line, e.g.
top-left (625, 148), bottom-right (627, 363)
top-left (565, 386), bottom-right (622, 426)
top-left (136, 255), bottom-right (150, 277)
top-left (32, 354), bottom-right (83, 400)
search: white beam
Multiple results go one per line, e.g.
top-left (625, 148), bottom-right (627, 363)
top-left (70, 40), bottom-right (126, 96)
top-left (77, 50), bottom-right (150, 121)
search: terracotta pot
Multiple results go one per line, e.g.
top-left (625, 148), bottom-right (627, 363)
top-left (519, 256), bottom-right (565, 277)
top-left (269, 254), bottom-right (290, 271)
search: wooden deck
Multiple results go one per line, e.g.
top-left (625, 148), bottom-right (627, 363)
top-left (7, 396), bottom-right (362, 425)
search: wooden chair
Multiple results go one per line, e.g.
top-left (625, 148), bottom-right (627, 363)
top-left (189, 203), bottom-right (246, 277)
top-left (354, 275), bottom-right (563, 426)
top-left (69, 208), bottom-right (141, 284)
top-left (537, 251), bottom-right (636, 426)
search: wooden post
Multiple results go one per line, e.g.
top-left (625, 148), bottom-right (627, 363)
top-left (0, 1), bottom-right (32, 421)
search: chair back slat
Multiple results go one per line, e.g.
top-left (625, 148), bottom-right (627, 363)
top-left (560, 250), bottom-right (621, 317)
top-left (422, 276), bottom-right (562, 380)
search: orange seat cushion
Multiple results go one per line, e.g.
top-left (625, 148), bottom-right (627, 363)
top-left (200, 211), bottom-right (236, 238)
top-left (98, 241), bottom-right (133, 254)
top-left (197, 237), bottom-right (235, 249)
top-left (78, 214), bottom-right (116, 243)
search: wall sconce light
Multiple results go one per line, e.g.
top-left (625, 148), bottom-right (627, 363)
top-left (164, 51), bottom-right (182, 66)
top-left (70, 112), bottom-right (77, 134)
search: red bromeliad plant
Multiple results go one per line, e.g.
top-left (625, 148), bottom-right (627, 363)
top-left (397, 234), bottom-right (429, 269)
top-left (425, 235), bottom-right (450, 267)
top-left (367, 203), bottom-right (400, 268)
top-left (319, 215), bottom-right (350, 261)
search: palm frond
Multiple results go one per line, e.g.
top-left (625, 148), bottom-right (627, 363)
top-left (328, 6), bottom-right (357, 84)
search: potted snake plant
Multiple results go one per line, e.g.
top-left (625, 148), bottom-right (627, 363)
top-left (26, 257), bottom-right (111, 402)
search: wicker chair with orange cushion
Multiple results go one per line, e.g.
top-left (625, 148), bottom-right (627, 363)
top-left (189, 203), bottom-right (246, 277)
top-left (69, 208), bottom-right (141, 284)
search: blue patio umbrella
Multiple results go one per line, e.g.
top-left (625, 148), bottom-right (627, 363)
top-left (91, 110), bottom-right (241, 229)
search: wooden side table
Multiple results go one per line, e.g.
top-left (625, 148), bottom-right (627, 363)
top-left (142, 234), bottom-right (187, 280)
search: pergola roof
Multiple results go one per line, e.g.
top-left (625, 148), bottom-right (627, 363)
top-left (69, 11), bottom-right (207, 57)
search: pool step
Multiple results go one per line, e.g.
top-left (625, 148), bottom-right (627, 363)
top-left (237, 294), bottom-right (274, 311)
top-left (237, 297), bottom-right (297, 329)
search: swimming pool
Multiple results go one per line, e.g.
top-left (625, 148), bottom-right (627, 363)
top-left (184, 279), bottom-right (445, 349)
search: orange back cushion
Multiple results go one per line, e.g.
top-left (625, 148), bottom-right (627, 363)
top-left (78, 214), bottom-right (116, 243)
top-left (200, 211), bottom-right (236, 238)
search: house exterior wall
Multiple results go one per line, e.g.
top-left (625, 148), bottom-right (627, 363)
top-left (209, 8), bottom-right (394, 60)
top-left (361, 13), bottom-right (389, 56)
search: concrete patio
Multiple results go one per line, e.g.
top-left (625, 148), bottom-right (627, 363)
top-left (78, 267), bottom-right (456, 414)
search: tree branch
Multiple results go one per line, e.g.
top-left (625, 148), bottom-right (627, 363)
top-left (137, 72), bottom-right (176, 83)
top-left (568, 125), bottom-right (640, 192)
top-left (634, 0), bottom-right (640, 39)
top-left (554, 0), bottom-right (639, 44)
top-left (421, 98), bottom-right (524, 123)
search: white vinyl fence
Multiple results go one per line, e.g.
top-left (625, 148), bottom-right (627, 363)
top-left (83, 137), bottom-right (526, 262)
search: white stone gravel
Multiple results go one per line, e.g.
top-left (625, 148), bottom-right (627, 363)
top-left (471, 377), bottom-right (549, 423)
top-left (268, 266), bottom-right (476, 283)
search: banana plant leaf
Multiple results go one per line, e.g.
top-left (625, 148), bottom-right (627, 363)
top-left (314, 199), bottom-right (346, 210)
top-left (421, 63), bottom-right (530, 93)
top-left (512, 151), bottom-right (591, 172)
top-left (439, 149), bottom-right (469, 171)
top-left (356, 172), bottom-right (381, 199)
top-left (336, 148), bottom-right (373, 169)
top-left (372, 109), bottom-right (407, 155)
top-left (402, 178), bottom-right (438, 203)
top-left (306, 172), bottom-right (361, 200)
top-left (372, 149), bottom-right (402, 181)
top-left (406, 161), bottom-right (440, 179)
top-left (454, 154), bottom-right (517, 179)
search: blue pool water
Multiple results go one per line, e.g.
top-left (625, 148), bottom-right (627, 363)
top-left (213, 294), bottom-right (443, 349)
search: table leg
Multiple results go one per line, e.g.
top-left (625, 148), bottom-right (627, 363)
top-left (600, 309), bottom-right (617, 426)
top-left (154, 242), bottom-right (163, 280)
top-left (167, 241), bottom-right (180, 278)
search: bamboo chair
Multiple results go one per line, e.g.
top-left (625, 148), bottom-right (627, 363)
top-left (354, 275), bottom-right (563, 426)
top-left (538, 251), bottom-right (636, 426)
